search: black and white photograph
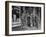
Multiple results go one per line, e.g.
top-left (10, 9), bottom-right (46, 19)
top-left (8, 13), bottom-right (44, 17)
top-left (12, 6), bottom-right (41, 31)
top-left (5, 1), bottom-right (45, 36)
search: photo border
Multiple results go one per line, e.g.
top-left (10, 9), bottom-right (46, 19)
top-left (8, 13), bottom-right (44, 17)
top-left (5, 1), bottom-right (45, 36)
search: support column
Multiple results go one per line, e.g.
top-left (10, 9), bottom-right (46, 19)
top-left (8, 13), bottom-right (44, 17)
top-left (33, 7), bottom-right (36, 26)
